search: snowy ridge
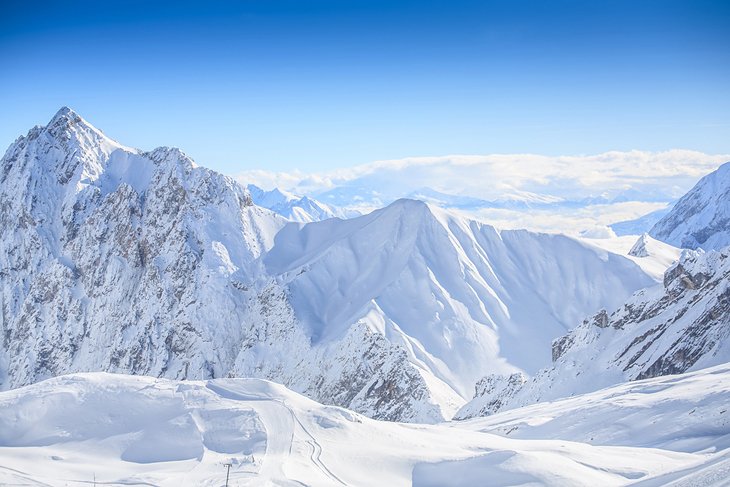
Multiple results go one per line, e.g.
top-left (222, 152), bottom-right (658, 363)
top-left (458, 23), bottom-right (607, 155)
top-left (650, 161), bottom-right (730, 250)
top-left (0, 108), bottom-right (657, 422)
top-left (1, 366), bottom-right (729, 486)
top-left (578, 233), bottom-right (681, 282)
top-left (456, 246), bottom-right (730, 419)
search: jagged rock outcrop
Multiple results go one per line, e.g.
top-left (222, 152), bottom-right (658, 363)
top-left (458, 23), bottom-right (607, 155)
top-left (456, 247), bottom-right (730, 419)
top-left (628, 234), bottom-right (651, 257)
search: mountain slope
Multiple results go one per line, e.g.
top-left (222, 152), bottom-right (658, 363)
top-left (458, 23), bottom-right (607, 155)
top-left (456, 246), bottom-right (730, 419)
top-left (650, 161), bottom-right (730, 250)
top-left (2, 367), bottom-right (729, 486)
top-left (610, 206), bottom-right (673, 236)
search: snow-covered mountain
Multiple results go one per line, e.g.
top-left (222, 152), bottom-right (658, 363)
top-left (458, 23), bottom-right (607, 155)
top-left (456, 246), bottom-right (730, 419)
top-left (247, 184), bottom-right (353, 222)
top-left (650, 161), bottom-right (730, 250)
top-left (265, 201), bottom-right (656, 407)
top-left (2, 365), bottom-right (729, 486)
top-left (0, 106), bottom-right (286, 389)
top-left (0, 107), bottom-right (657, 423)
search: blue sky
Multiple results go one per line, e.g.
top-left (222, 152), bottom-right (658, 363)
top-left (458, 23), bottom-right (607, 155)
top-left (1, 0), bottom-right (729, 173)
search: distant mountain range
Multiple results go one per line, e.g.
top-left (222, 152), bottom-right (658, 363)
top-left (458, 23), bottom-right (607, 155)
top-left (247, 184), bottom-right (354, 223)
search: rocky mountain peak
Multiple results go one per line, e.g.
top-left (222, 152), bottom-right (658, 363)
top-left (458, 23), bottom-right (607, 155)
top-left (144, 146), bottom-right (196, 169)
top-left (43, 106), bottom-right (111, 147)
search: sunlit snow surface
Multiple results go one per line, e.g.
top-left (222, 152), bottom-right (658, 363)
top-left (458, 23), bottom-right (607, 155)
top-left (1, 365), bottom-right (729, 486)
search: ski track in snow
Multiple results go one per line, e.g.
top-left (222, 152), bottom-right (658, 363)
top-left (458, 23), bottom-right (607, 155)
top-left (207, 382), bottom-right (343, 486)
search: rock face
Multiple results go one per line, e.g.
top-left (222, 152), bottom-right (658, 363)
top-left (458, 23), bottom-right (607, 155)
top-left (628, 234), bottom-right (652, 257)
top-left (650, 161), bottom-right (730, 250)
top-left (456, 247), bottom-right (730, 419)
top-left (0, 108), bottom-right (656, 422)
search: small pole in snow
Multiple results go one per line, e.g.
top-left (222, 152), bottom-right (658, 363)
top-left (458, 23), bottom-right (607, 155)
top-left (224, 463), bottom-right (232, 487)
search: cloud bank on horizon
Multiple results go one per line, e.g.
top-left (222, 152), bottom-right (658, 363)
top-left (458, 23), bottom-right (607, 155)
top-left (237, 149), bottom-right (728, 200)
top-left (236, 149), bottom-right (729, 236)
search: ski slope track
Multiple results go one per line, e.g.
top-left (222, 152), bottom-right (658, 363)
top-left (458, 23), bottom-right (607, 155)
top-left (1, 367), bottom-right (730, 486)
top-left (1, 108), bottom-right (659, 422)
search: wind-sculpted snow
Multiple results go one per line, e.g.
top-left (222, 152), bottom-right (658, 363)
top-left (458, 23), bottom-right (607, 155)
top-left (650, 161), bottom-right (730, 250)
top-left (1, 107), bottom-right (656, 422)
top-left (457, 247), bottom-right (730, 419)
top-left (1, 368), bottom-right (729, 486)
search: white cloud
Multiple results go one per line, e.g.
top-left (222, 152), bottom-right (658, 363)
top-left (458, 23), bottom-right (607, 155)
top-left (235, 149), bottom-right (729, 202)
top-left (462, 201), bottom-right (670, 236)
